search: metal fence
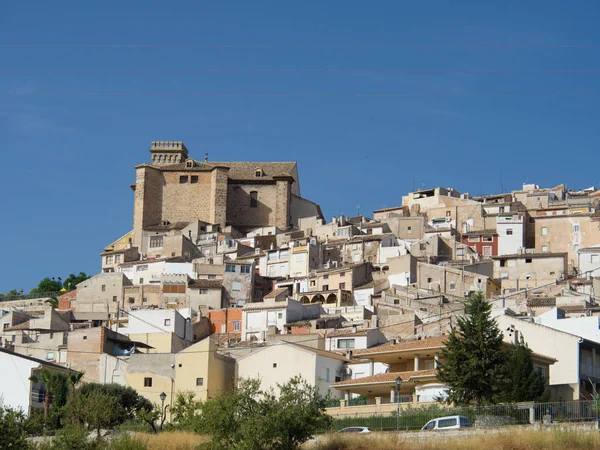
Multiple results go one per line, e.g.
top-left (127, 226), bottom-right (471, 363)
top-left (0, 291), bottom-right (62, 302)
top-left (327, 400), bottom-right (599, 432)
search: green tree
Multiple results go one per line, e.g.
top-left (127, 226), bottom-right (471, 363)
top-left (66, 389), bottom-right (120, 437)
top-left (170, 391), bottom-right (202, 432)
top-left (437, 292), bottom-right (507, 406)
top-left (199, 377), bottom-right (331, 450)
top-left (30, 278), bottom-right (62, 295)
top-left (29, 370), bottom-right (66, 424)
top-left (503, 336), bottom-right (549, 403)
top-left (0, 404), bottom-right (30, 449)
top-left (62, 272), bottom-right (91, 292)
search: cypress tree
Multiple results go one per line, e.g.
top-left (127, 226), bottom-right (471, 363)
top-left (437, 292), bottom-right (506, 406)
top-left (504, 336), bottom-right (549, 403)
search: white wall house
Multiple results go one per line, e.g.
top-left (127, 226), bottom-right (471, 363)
top-left (120, 261), bottom-right (195, 285)
top-left (0, 349), bottom-right (71, 415)
top-left (578, 245), bottom-right (600, 277)
top-left (264, 248), bottom-right (291, 278)
top-left (535, 307), bottom-right (600, 344)
top-left (120, 309), bottom-right (193, 341)
top-left (353, 279), bottom-right (389, 308)
top-left (236, 342), bottom-right (347, 398)
top-left (496, 213), bottom-right (525, 256)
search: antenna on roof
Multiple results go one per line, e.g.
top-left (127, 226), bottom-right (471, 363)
top-left (204, 152), bottom-right (209, 162)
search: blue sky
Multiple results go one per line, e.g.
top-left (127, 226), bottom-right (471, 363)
top-left (1, 0), bottom-right (599, 293)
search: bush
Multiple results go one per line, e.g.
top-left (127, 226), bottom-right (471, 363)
top-left (0, 404), bottom-right (30, 449)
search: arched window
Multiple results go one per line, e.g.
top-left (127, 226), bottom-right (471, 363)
top-left (250, 191), bottom-right (258, 208)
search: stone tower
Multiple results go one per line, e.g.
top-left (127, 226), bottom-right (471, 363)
top-left (149, 141), bottom-right (188, 165)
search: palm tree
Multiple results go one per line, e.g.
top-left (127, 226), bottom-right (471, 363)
top-left (29, 369), bottom-right (61, 423)
top-left (68, 371), bottom-right (84, 400)
top-left (45, 296), bottom-right (59, 309)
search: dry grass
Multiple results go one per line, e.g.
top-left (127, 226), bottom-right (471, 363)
top-left (132, 431), bottom-right (207, 450)
top-left (306, 429), bottom-right (600, 450)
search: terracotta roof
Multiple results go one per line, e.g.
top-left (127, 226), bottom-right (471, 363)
top-left (347, 234), bottom-right (393, 244)
top-left (293, 343), bottom-right (349, 361)
top-left (355, 279), bottom-right (387, 290)
top-left (325, 328), bottom-right (372, 338)
top-left (188, 279), bottom-right (223, 289)
top-left (265, 287), bottom-right (289, 299)
top-left (353, 336), bottom-right (447, 356)
top-left (462, 229), bottom-right (498, 236)
top-left (243, 301), bottom-right (288, 310)
top-left (4, 320), bottom-right (31, 331)
top-left (491, 252), bottom-right (567, 260)
top-left (527, 297), bottom-right (556, 308)
top-left (332, 369), bottom-right (438, 386)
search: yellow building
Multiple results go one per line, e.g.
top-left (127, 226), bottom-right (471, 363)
top-left (125, 336), bottom-right (234, 420)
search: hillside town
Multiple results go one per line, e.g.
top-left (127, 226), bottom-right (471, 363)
top-left (3, 140), bottom-right (600, 420)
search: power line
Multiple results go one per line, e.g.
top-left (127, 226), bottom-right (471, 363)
top-left (1, 44), bottom-right (600, 49)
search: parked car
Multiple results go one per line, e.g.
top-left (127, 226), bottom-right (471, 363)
top-left (338, 427), bottom-right (371, 433)
top-left (421, 415), bottom-right (471, 431)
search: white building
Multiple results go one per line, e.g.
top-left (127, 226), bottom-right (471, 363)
top-left (535, 307), bottom-right (600, 344)
top-left (578, 245), bottom-right (600, 277)
top-left (120, 260), bottom-right (195, 286)
top-left (496, 213), bottom-right (525, 256)
top-left (236, 341), bottom-right (347, 398)
top-left (0, 348), bottom-right (72, 415)
top-left (353, 279), bottom-right (389, 309)
top-left (120, 308), bottom-right (194, 341)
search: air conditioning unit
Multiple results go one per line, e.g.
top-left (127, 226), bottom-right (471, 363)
top-left (463, 291), bottom-right (471, 297)
top-left (345, 367), bottom-right (353, 375)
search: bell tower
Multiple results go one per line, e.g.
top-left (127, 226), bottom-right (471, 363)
top-left (149, 141), bottom-right (189, 165)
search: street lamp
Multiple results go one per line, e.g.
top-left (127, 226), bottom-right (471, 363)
top-left (395, 377), bottom-right (402, 432)
top-left (159, 392), bottom-right (167, 431)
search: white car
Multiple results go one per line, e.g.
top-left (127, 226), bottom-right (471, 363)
top-left (421, 415), bottom-right (471, 431)
top-left (338, 427), bottom-right (371, 433)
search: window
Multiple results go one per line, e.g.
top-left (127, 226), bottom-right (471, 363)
top-left (240, 265), bottom-right (251, 274)
top-left (128, 297), bottom-right (135, 304)
top-left (144, 377), bottom-right (152, 387)
top-left (164, 319), bottom-right (171, 326)
top-left (323, 285), bottom-right (329, 291)
top-left (321, 367), bottom-right (330, 382)
top-left (340, 272), bottom-right (346, 277)
top-left (468, 235), bottom-right (480, 242)
top-left (225, 264), bottom-right (236, 273)
top-left (208, 274), bottom-right (216, 279)
top-left (426, 277), bottom-right (433, 283)
top-left (115, 254), bottom-right (122, 264)
top-left (420, 243), bottom-right (426, 251)
top-left (541, 245), bottom-right (549, 253)
top-left (199, 289), bottom-right (208, 295)
top-left (233, 321), bottom-right (240, 331)
top-left (3, 323), bottom-right (8, 330)
top-left (83, 335), bottom-right (87, 340)
top-left (255, 169), bottom-right (263, 177)
top-left (449, 282), bottom-right (456, 291)
top-left (323, 275), bottom-right (329, 280)
top-left (574, 224), bottom-right (580, 233)
top-left (273, 363), bottom-right (277, 368)
top-left (46, 352), bottom-right (54, 361)
top-left (541, 227), bottom-right (548, 236)
top-left (339, 282), bottom-right (346, 289)
top-left (280, 249), bottom-right (289, 259)
top-left (499, 206), bottom-right (505, 213)
top-left (232, 282), bottom-right (241, 291)
top-left (506, 229), bottom-right (513, 235)
top-left (591, 255), bottom-right (599, 264)
top-left (105, 255), bottom-right (113, 265)
top-left (101, 284), bottom-right (106, 292)
top-left (142, 297), bottom-right (148, 303)
top-left (310, 280), bottom-right (316, 287)
top-left (149, 236), bottom-right (163, 248)
top-left (136, 264), bottom-right (148, 271)
top-left (438, 418), bottom-right (458, 428)
top-left (525, 258), bottom-right (532, 264)
top-left (574, 244), bottom-right (580, 253)
top-left (164, 284), bottom-right (186, 294)
top-left (337, 338), bottom-right (355, 349)
top-left (196, 377), bottom-right (204, 386)
top-left (112, 296), bottom-right (118, 302)
top-left (482, 236), bottom-right (493, 242)
top-left (179, 175), bottom-right (188, 184)
top-left (456, 248), bottom-right (464, 257)
top-left (408, 226), bottom-right (412, 233)
top-left (250, 191), bottom-right (258, 208)
top-left (139, 278), bottom-right (144, 284)
top-left (446, 211), bottom-right (451, 217)
top-left (500, 259), bottom-right (507, 267)
top-left (190, 175), bottom-right (198, 184)
top-left (277, 312), bottom-right (283, 319)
